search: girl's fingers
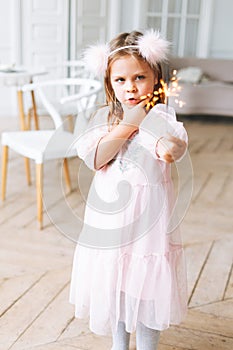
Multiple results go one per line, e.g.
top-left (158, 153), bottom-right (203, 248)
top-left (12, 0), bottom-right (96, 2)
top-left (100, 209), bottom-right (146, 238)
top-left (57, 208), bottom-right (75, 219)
top-left (163, 153), bottom-right (174, 163)
top-left (138, 94), bottom-right (151, 107)
top-left (165, 133), bottom-right (187, 148)
top-left (137, 97), bottom-right (152, 113)
top-left (139, 93), bottom-right (159, 111)
top-left (139, 93), bottom-right (152, 101)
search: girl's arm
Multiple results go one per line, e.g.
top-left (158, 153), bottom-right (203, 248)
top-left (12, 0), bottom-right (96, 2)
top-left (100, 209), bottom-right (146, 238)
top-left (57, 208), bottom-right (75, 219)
top-left (95, 102), bottom-right (149, 170)
top-left (94, 123), bottom-right (136, 170)
top-left (139, 104), bottom-right (188, 163)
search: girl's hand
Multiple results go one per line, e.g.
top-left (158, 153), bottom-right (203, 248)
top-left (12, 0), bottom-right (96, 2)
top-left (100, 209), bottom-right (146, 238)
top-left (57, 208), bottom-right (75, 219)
top-left (156, 133), bottom-right (187, 163)
top-left (121, 96), bottom-right (151, 129)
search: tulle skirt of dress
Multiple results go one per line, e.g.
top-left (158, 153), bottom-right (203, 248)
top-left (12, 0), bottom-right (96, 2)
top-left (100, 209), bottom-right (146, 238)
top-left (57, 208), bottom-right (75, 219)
top-left (69, 244), bottom-right (187, 335)
top-left (69, 181), bottom-right (187, 335)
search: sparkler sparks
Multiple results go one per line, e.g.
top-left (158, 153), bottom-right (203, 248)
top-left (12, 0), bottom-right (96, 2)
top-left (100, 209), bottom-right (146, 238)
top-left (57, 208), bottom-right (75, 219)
top-left (167, 69), bottom-right (185, 108)
top-left (141, 69), bottom-right (185, 111)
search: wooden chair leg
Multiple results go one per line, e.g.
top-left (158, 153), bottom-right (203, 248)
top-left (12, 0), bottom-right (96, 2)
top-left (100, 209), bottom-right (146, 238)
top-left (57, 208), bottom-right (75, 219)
top-left (1, 145), bottom-right (8, 201)
top-left (63, 158), bottom-right (72, 193)
top-left (31, 90), bottom-right (39, 130)
top-left (24, 157), bottom-right (31, 186)
top-left (17, 90), bottom-right (26, 131)
top-left (18, 89), bottom-right (32, 185)
top-left (27, 107), bottom-right (33, 130)
top-left (67, 114), bottom-right (74, 132)
top-left (36, 163), bottom-right (43, 230)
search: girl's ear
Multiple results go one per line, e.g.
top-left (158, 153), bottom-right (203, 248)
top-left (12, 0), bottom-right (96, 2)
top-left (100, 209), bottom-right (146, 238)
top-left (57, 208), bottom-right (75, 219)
top-left (153, 69), bottom-right (159, 85)
top-left (154, 74), bottom-right (158, 86)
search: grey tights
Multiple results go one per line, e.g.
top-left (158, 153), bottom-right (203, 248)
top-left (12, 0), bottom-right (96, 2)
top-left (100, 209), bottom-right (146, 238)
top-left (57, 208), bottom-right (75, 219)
top-left (111, 321), bottom-right (160, 350)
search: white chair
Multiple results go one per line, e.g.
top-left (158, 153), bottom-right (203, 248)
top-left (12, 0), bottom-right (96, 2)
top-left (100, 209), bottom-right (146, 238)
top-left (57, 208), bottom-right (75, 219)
top-left (26, 60), bottom-right (94, 130)
top-left (45, 60), bottom-right (90, 79)
top-left (1, 78), bottom-right (102, 229)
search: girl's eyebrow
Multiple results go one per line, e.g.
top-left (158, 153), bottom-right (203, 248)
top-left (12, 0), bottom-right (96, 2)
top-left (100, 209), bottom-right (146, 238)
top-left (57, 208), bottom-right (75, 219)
top-left (111, 74), bottom-right (124, 78)
top-left (111, 70), bottom-right (148, 78)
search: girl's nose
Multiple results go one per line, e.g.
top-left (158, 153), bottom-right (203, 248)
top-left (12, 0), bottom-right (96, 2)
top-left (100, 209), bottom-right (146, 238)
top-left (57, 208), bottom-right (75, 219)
top-left (126, 81), bottom-right (136, 92)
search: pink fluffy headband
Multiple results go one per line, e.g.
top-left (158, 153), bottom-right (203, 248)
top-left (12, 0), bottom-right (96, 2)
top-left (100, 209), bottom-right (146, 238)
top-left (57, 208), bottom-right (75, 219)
top-left (83, 29), bottom-right (170, 77)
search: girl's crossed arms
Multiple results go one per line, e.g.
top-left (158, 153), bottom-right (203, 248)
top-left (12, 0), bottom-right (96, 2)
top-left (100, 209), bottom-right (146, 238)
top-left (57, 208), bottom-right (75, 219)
top-left (95, 101), bottom-right (187, 170)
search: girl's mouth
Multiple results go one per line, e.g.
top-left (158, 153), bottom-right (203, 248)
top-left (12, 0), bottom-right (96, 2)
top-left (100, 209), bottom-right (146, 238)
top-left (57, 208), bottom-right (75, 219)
top-left (127, 98), bottom-right (138, 105)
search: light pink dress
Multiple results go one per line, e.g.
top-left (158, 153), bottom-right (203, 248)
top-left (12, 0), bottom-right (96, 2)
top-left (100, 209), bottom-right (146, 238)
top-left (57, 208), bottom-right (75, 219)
top-left (69, 104), bottom-right (188, 335)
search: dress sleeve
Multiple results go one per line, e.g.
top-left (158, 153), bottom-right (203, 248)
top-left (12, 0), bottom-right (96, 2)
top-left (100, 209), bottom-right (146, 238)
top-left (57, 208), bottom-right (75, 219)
top-left (138, 104), bottom-right (188, 162)
top-left (75, 107), bottom-right (109, 171)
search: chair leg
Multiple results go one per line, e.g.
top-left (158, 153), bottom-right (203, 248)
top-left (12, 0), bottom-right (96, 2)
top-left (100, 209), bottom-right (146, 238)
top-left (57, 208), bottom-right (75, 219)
top-left (27, 107), bottom-right (33, 130)
top-left (36, 163), bottom-right (43, 230)
top-left (31, 90), bottom-right (39, 130)
top-left (63, 158), bottom-right (72, 193)
top-left (1, 145), bottom-right (8, 201)
top-left (24, 157), bottom-right (31, 186)
top-left (17, 90), bottom-right (26, 131)
top-left (67, 114), bottom-right (74, 132)
top-left (17, 90), bottom-right (32, 185)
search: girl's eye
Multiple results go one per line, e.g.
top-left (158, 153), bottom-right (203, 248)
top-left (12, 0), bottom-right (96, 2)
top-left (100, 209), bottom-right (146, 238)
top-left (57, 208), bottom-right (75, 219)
top-left (115, 78), bottom-right (125, 82)
top-left (136, 75), bottom-right (145, 80)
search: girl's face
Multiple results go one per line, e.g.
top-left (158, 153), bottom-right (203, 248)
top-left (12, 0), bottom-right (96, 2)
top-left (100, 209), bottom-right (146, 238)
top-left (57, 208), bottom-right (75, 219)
top-left (110, 55), bottom-right (158, 108)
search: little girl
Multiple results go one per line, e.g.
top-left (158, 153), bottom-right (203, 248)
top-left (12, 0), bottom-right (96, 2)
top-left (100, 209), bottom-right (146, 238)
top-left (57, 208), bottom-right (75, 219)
top-left (70, 29), bottom-right (188, 350)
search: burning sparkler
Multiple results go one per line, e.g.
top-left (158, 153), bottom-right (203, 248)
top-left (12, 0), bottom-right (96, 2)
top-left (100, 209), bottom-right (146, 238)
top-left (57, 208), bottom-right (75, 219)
top-left (141, 69), bottom-right (185, 111)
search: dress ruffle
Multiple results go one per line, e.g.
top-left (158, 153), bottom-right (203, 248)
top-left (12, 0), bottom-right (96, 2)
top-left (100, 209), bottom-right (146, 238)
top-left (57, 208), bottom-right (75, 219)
top-left (69, 245), bottom-right (187, 335)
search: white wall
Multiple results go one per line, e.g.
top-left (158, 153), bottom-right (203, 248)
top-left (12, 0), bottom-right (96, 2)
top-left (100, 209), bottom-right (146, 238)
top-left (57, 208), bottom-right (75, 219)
top-left (209, 0), bottom-right (233, 58)
top-left (0, 0), bottom-right (19, 117)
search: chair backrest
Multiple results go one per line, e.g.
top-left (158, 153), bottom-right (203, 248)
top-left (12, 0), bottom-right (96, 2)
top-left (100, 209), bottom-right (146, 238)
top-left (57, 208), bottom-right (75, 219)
top-left (22, 78), bottom-right (102, 130)
top-left (61, 79), bottom-right (103, 136)
top-left (62, 60), bottom-right (93, 79)
top-left (44, 60), bottom-right (93, 80)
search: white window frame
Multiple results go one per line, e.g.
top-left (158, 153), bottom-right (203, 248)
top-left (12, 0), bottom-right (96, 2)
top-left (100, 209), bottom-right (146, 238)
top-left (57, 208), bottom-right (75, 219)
top-left (196, 0), bottom-right (213, 57)
top-left (135, 0), bottom-right (213, 57)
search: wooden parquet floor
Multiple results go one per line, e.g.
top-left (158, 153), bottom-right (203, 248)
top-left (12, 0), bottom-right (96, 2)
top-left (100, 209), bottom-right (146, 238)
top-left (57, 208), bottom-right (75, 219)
top-left (0, 116), bottom-right (232, 349)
